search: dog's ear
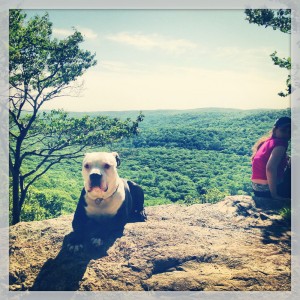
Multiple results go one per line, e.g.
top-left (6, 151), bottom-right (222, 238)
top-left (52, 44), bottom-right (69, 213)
top-left (112, 152), bottom-right (121, 167)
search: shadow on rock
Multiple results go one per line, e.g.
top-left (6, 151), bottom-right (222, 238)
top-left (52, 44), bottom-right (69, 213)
top-left (259, 218), bottom-right (291, 247)
top-left (253, 196), bottom-right (290, 210)
top-left (31, 231), bottom-right (123, 291)
top-left (253, 196), bottom-right (291, 247)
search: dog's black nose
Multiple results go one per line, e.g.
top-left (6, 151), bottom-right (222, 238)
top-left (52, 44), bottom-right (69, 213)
top-left (90, 173), bottom-right (102, 187)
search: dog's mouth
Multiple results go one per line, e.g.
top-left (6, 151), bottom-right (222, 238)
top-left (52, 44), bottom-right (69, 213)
top-left (88, 174), bottom-right (108, 193)
top-left (88, 185), bottom-right (108, 193)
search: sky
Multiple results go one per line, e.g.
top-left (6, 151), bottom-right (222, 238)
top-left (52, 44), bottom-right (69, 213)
top-left (25, 9), bottom-right (291, 112)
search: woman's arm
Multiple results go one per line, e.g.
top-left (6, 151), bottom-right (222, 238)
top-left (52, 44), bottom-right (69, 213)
top-left (266, 146), bottom-right (290, 200)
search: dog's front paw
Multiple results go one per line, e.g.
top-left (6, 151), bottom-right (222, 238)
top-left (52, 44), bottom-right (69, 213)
top-left (67, 243), bottom-right (83, 253)
top-left (67, 233), bottom-right (84, 253)
top-left (131, 209), bottom-right (147, 222)
top-left (91, 237), bottom-right (104, 248)
top-left (139, 209), bottom-right (147, 221)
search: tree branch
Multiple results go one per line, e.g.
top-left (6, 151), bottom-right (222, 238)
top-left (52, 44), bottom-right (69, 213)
top-left (20, 156), bottom-right (63, 209)
top-left (21, 143), bottom-right (86, 180)
top-left (9, 109), bottom-right (23, 132)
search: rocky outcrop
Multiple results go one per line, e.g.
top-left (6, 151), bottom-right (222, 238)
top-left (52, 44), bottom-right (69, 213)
top-left (9, 196), bottom-right (290, 291)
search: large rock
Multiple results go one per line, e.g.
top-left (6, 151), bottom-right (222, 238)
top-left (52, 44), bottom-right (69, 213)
top-left (9, 196), bottom-right (290, 291)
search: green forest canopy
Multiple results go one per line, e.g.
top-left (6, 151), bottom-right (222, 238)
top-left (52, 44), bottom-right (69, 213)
top-left (11, 107), bottom-right (291, 223)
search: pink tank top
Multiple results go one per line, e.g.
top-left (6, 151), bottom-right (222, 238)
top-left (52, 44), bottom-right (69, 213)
top-left (251, 137), bottom-right (288, 181)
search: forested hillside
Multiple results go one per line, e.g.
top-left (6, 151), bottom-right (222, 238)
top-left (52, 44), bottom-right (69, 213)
top-left (11, 107), bottom-right (290, 223)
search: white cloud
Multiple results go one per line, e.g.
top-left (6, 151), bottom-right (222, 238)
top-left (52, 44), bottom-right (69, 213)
top-left (211, 46), bottom-right (284, 73)
top-left (100, 61), bottom-right (129, 73)
top-left (99, 60), bottom-right (149, 75)
top-left (52, 27), bottom-right (98, 40)
top-left (77, 27), bottom-right (98, 40)
top-left (215, 46), bottom-right (273, 59)
top-left (42, 65), bottom-right (290, 112)
top-left (106, 32), bottom-right (197, 54)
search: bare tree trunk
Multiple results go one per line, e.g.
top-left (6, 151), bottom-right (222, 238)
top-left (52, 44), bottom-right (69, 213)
top-left (11, 137), bottom-right (23, 225)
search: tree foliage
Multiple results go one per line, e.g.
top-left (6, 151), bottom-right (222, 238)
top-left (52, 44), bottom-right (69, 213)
top-left (270, 52), bottom-right (291, 97)
top-left (245, 9), bottom-right (291, 97)
top-left (245, 9), bottom-right (291, 33)
top-left (9, 10), bottom-right (143, 224)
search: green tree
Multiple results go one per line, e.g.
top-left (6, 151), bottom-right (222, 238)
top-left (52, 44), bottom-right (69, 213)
top-left (245, 9), bottom-right (291, 97)
top-left (9, 10), bottom-right (143, 224)
top-left (200, 188), bottom-right (229, 204)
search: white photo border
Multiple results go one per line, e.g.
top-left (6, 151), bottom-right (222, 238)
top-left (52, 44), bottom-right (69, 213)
top-left (1, 0), bottom-right (299, 299)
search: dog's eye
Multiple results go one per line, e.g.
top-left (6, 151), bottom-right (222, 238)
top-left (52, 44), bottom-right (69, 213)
top-left (84, 163), bottom-right (90, 169)
top-left (104, 164), bottom-right (110, 169)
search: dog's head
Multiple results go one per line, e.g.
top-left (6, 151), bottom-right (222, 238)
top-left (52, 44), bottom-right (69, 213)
top-left (82, 152), bottom-right (121, 198)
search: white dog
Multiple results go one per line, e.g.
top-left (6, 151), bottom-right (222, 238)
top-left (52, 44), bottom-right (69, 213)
top-left (68, 152), bottom-right (146, 252)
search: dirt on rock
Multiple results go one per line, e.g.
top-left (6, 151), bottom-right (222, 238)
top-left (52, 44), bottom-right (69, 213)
top-left (9, 196), bottom-right (291, 291)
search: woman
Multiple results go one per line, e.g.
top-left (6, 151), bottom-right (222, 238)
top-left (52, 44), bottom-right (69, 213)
top-left (251, 117), bottom-right (291, 201)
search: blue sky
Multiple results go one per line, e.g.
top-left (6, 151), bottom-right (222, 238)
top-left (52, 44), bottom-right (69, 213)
top-left (25, 9), bottom-right (290, 111)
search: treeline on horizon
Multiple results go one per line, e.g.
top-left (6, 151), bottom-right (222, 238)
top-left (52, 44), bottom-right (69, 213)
top-left (11, 107), bottom-right (291, 223)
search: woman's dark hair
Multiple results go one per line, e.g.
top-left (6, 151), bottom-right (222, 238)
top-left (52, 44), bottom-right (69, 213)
top-left (251, 116), bottom-right (291, 161)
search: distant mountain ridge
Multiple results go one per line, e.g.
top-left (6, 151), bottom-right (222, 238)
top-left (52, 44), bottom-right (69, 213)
top-left (52, 107), bottom-right (291, 131)
top-left (42, 106), bottom-right (289, 116)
